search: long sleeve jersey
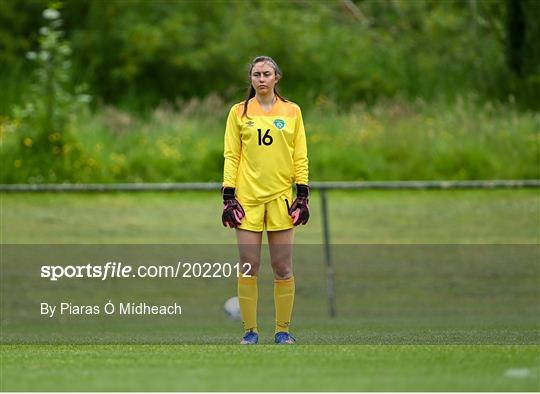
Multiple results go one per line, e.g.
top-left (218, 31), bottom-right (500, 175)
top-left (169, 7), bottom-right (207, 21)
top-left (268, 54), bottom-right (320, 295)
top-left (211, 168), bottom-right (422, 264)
top-left (223, 97), bottom-right (309, 205)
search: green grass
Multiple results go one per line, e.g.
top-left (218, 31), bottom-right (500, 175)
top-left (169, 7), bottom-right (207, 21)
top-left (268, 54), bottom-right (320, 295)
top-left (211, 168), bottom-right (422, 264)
top-left (1, 345), bottom-right (539, 391)
top-left (1, 189), bottom-right (539, 391)
top-left (2, 189), bottom-right (539, 243)
top-left (2, 98), bottom-right (539, 184)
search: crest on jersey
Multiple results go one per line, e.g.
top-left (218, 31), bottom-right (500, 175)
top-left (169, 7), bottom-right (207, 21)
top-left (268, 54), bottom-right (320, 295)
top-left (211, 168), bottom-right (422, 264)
top-left (273, 119), bottom-right (285, 130)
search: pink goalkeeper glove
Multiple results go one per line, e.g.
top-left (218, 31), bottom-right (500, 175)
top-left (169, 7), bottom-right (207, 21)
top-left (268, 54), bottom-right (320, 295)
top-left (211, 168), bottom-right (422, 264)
top-left (288, 184), bottom-right (310, 226)
top-left (221, 187), bottom-right (245, 228)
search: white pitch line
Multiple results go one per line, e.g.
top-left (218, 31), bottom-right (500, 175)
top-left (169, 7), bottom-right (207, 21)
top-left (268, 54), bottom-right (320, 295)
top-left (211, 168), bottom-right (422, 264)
top-left (504, 368), bottom-right (531, 378)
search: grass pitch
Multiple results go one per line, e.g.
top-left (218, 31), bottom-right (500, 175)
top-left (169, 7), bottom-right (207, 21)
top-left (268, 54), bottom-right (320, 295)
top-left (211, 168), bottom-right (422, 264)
top-left (2, 189), bottom-right (538, 244)
top-left (1, 345), bottom-right (539, 391)
top-left (1, 189), bottom-right (539, 391)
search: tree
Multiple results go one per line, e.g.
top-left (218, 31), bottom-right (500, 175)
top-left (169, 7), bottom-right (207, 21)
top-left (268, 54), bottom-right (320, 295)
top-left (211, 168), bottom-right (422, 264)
top-left (506, 0), bottom-right (526, 75)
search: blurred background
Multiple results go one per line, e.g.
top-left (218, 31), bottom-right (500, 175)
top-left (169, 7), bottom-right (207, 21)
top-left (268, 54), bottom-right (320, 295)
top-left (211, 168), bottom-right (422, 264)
top-left (1, 0), bottom-right (538, 184)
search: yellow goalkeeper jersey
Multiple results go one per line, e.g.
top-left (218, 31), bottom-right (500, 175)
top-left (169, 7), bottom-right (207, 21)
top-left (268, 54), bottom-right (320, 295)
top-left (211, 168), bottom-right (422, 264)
top-left (223, 97), bottom-right (309, 205)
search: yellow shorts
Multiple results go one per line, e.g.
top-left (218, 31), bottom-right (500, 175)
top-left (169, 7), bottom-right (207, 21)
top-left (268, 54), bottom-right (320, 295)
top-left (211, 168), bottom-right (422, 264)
top-left (238, 192), bottom-right (294, 232)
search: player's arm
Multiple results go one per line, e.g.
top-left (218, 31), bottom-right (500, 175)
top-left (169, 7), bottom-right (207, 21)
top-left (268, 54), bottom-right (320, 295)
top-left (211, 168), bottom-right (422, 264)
top-left (223, 105), bottom-right (241, 188)
top-left (289, 106), bottom-right (310, 225)
top-left (292, 105), bottom-right (309, 186)
top-left (222, 105), bottom-right (245, 228)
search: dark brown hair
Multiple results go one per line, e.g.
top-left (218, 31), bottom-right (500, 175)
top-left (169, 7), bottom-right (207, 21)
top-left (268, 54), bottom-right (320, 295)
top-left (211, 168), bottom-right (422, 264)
top-left (242, 55), bottom-right (287, 118)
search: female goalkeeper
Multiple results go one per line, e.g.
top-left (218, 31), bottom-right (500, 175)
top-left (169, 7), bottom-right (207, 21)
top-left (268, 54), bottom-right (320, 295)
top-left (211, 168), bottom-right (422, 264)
top-left (221, 55), bottom-right (309, 345)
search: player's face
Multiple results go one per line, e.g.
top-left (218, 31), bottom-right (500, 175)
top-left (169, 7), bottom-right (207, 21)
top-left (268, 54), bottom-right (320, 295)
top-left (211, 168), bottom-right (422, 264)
top-left (251, 62), bottom-right (279, 96)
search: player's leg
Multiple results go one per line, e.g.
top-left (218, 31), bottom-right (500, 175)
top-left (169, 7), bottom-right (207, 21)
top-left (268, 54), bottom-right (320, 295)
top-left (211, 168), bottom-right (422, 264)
top-left (268, 226), bottom-right (296, 344)
top-left (267, 228), bottom-right (294, 279)
top-left (236, 228), bottom-right (262, 344)
top-left (236, 228), bottom-right (262, 276)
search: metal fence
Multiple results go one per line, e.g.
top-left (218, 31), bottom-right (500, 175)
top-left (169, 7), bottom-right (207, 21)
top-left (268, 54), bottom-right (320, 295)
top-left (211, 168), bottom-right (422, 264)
top-left (1, 179), bottom-right (539, 192)
top-left (2, 179), bottom-right (539, 316)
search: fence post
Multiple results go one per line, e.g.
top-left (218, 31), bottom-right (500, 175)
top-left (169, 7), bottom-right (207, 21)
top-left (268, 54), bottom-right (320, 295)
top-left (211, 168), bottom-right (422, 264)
top-left (320, 189), bottom-right (336, 317)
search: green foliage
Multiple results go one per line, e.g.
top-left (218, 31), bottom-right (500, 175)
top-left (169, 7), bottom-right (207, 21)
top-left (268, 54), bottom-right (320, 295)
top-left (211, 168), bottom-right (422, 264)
top-left (5, 4), bottom-right (91, 183)
top-left (1, 96), bottom-right (537, 183)
top-left (1, 1), bottom-right (538, 184)
top-left (0, 0), bottom-right (48, 113)
top-left (1, 0), bottom-right (539, 111)
top-left (306, 96), bottom-right (540, 181)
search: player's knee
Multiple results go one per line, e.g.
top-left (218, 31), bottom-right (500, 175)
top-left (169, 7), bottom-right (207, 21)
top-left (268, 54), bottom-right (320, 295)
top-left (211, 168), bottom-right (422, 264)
top-left (241, 259), bottom-right (260, 276)
top-left (272, 261), bottom-right (292, 279)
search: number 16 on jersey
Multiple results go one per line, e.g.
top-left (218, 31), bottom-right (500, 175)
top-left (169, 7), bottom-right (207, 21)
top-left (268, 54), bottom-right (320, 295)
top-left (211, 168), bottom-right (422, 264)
top-left (258, 128), bottom-right (273, 146)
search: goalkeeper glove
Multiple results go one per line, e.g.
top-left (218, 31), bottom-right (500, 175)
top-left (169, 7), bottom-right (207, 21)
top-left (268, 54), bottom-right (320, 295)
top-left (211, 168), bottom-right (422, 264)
top-left (288, 184), bottom-right (310, 226)
top-left (221, 187), bottom-right (245, 228)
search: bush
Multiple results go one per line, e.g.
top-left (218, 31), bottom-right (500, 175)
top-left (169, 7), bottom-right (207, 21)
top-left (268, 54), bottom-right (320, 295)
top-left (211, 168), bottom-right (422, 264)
top-left (2, 95), bottom-right (537, 183)
top-left (3, 4), bottom-right (91, 183)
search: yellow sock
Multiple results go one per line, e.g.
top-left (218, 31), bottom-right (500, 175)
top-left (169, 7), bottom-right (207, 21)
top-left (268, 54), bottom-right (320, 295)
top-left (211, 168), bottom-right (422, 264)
top-left (238, 275), bottom-right (258, 332)
top-left (274, 276), bottom-right (295, 333)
